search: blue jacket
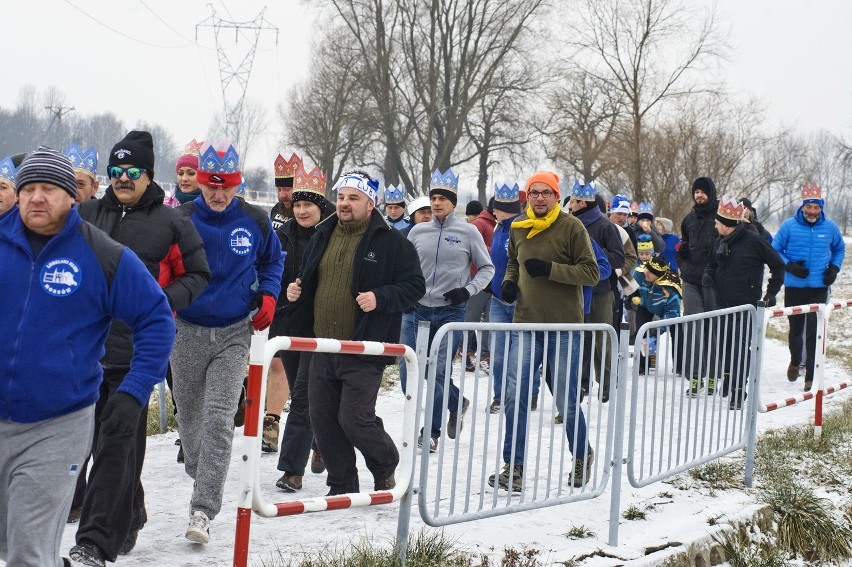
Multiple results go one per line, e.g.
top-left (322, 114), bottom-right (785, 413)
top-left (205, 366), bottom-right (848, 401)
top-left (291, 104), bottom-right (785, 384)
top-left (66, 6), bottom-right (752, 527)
top-left (633, 268), bottom-right (682, 320)
top-left (178, 197), bottom-right (285, 327)
top-left (583, 241), bottom-right (612, 315)
top-left (489, 214), bottom-right (521, 299)
top-left (660, 233), bottom-right (680, 272)
top-left (772, 207), bottom-right (845, 289)
top-left (0, 208), bottom-right (175, 423)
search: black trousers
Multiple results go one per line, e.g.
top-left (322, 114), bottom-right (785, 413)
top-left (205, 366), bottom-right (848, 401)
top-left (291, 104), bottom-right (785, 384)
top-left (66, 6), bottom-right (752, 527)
top-left (721, 310), bottom-right (753, 395)
top-left (786, 286), bottom-right (828, 383)
top-left (309, 353), bottom-right (399, 495)
top-left (76, 367), bottom-right (148, 561)
top-left (277, 350), bottom-right (318, 475)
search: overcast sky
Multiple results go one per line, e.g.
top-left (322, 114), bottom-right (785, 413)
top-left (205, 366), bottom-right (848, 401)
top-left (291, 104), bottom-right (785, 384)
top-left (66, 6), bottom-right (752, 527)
top-left (1, 0), bottom-right (850, 173)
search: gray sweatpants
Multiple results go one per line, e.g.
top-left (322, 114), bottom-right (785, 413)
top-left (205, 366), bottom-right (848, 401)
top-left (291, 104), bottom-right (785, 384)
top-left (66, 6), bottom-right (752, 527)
top-left (171, 317), bottom-right (251, 520)
top-left (0, 406), bottom-right (94, 567)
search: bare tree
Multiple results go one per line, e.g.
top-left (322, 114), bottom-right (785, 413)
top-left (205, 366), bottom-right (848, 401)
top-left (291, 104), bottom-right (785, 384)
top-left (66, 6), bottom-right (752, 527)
top-left (208, 98), bottom-right (267, 167)
top-left (134, 120), bottom-right (179, 183)
top-left (568, 0), bottom-right (725, 201)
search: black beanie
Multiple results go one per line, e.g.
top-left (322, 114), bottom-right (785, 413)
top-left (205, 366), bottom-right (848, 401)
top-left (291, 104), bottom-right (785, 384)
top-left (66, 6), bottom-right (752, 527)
top-left (430, 188), bottom-right (457, 207)
top-left (645, 255), bottom-right (668, 278)
top-left (16, 146), bottom-right (77, 198)
top-left (109, 131), bottom-right (155, 178)
top-left (691, 176), bottom-right (716, 202)
top-left (465, 200), bottom-right (483, 216)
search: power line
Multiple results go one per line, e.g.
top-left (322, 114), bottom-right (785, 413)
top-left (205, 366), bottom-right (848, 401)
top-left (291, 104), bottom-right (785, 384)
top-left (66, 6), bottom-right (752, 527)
top-left (63, 0), bottom-right (192, 49)
top-left (136, 0), bottom-right (215, 51)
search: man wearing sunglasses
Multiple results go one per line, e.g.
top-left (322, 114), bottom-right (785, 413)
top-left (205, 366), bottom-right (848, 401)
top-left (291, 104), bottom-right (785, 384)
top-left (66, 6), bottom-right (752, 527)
top-left (70, 131), bottom-right (211, 567)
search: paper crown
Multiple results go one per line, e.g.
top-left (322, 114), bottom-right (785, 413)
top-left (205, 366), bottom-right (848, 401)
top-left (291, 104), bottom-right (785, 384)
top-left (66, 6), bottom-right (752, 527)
top-left (293, 164), bottom-right (327, 195)
top-left (801, 182), bottom-right (822, 202)
top-left (63, 144), bottom-right (98, 180)
top-left (494, 181), bottom-right (520, 202)
top-left (717, 195), bottom-right (745, 222)
top-left (637, 234), bottom-right (654, 252)
top-left (572, 180), bottom-right (596, 201)
top-left (199, 142), bottom-right (240, 174)
top-left (610, 194), bottom-right (631, 214)
top-left (182, 138), bottom-right (204, 156)
top-left (0, 155), bottom-right (17, 185)
top-left (383, 183), bottom-right (406, 204)
top-left (430, 168), bottom-right (459, 193)
top-left (274, 153), bottom-right (302, 179)
top-left (646, 255), bottom-right (668, 277)
top-left (638, 201), bottom-right (654, 214)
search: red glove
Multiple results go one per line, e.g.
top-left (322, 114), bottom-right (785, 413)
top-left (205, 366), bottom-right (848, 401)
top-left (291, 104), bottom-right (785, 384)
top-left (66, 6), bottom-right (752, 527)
top-left (251, 293), bottom-right (276, 331)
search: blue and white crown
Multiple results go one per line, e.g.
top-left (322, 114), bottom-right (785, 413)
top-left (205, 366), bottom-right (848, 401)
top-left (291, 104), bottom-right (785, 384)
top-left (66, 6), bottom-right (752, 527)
top-left (384, 183), bottom-right (406, 204)
top-left (430, 168), bottom-right (459, 193)
top-left (199, 142), bottom-right (240, 174)
top-left (0, 156), bottom-right (17, 185)
top-left (494, 181), bottom-right (520, 202)
top-left (572, 180), bottom-right (596, 201)
top-left (638, 201), bottom-right (654, 215)
top-left (65, 144), bottom-right (98, 178)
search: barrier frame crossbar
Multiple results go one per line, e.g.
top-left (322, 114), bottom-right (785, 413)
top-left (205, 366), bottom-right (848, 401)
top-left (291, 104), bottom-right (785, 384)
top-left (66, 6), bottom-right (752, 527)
top-left (232, 334), bottom-right (420, 567)
top-left (417, 321), bottom-right (619, 528)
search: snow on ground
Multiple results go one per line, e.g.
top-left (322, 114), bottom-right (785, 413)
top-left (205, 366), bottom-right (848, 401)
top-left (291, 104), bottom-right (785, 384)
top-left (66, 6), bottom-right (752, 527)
top-left (52, 330), bottom-right (852, 567)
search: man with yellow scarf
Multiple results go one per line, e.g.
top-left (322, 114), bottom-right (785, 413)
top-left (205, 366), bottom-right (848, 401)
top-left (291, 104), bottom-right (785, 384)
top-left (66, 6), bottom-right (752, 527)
top-left (491, 171), bottom-right (599, 492)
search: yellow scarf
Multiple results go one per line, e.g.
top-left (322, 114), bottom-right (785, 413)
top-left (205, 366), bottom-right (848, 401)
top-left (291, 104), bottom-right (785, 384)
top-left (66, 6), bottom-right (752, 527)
top-left (511, 204), bottom-right (560, 239)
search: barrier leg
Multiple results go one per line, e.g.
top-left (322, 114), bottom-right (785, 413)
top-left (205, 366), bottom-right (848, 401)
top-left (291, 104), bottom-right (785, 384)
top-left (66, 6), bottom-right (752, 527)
top-left (813, 306), bottom-right (829, 439)
top-left (608, 323), bottom-right (631, 546)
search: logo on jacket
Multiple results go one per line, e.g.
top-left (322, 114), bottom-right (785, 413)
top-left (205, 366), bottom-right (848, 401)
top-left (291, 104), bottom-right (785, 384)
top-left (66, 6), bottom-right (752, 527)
top-left (444, 235), bottom-right (462, 245)
top-left (40, 258), bottom-right (81, 297)
top-left (229, 227), bottom-right (253, 256)
top-left (365, 251), bottom-right (377, 263)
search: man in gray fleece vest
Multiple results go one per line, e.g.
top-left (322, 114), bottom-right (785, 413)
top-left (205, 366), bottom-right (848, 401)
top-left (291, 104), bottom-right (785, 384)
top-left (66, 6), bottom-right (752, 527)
top-left (401, 168), bottom-right (495, 452)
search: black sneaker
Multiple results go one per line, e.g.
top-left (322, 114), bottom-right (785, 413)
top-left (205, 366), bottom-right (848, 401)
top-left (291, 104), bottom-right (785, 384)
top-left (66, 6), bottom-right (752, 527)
top-left (119, 528), bottom-right (139, 555)
top-left (69, 542), bottom-right (106, 567)
top-left (374, 473), bottom-right (396, 491)
top-left (417, 434), bottom-right (438, 453)
top-left (729, 388), bottom-right (746, 410)
top-left (446, 397), bottom-right (470, 439)
top-left (67, 504), bottom-right (82, 524)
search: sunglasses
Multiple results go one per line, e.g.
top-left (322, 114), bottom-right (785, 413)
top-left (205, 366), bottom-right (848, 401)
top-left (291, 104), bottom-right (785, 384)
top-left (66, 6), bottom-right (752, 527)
top-left (107, 166), bottom-right (147, 180)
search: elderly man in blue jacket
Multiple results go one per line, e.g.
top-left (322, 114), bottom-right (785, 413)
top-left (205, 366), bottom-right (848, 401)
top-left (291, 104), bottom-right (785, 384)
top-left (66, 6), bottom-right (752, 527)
top-left (772, 183), bottom-right (845, 391)
top-left (0, 147), bottom-right (175, 567)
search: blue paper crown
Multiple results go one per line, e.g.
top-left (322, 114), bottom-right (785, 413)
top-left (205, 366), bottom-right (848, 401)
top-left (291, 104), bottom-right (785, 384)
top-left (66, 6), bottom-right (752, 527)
top-left (384, 183), bottom-right (406, 204)
top-left (64, 144), bottom-right (98, 177)
top-left (638, 201), bottom-right (654, 214)
top-left (0, 156), bottom-right (17, 185)
top-left (430, 168), bottom-right (459, 193)
top-left (199, 143), bottom-right (240, 174)
top-left (494, 181), bottom-right (520, 202)
top-left (572, 180), bottom-right (596, 201)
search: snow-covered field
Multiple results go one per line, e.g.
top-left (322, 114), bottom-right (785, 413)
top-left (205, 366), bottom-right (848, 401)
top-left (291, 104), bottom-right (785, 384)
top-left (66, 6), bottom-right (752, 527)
top-left (48, 332), bottom-right (852, 567)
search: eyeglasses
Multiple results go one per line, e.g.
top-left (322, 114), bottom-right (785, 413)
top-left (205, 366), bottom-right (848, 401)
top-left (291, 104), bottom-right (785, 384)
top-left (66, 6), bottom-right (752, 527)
top-left (528, 190), bottom-right (554, 199)
top-left (107, 166), bottom-right (147, 180)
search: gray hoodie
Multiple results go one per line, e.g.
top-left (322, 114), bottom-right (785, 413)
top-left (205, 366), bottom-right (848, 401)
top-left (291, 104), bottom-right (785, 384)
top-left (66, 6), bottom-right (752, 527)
top-left (408, 213), bottom-right (495, 307)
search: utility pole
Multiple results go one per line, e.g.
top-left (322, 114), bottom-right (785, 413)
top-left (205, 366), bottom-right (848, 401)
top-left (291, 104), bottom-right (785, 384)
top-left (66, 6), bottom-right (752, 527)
top-left (43, 104), bottom-right (75, 144)
top-left (196, 4), bottom-right (278, 155)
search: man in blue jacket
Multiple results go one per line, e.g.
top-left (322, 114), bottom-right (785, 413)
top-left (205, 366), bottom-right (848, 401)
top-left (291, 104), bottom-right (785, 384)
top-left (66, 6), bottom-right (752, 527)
top-left (172, 142), bottom-right (284, 544)
top-left (772, 183), bottom-right (845, 391)
top-left (0, 146), bottom-right (174, 567)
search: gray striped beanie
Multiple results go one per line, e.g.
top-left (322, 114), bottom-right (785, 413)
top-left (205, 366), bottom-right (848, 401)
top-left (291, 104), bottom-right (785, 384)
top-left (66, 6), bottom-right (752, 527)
top-left (16, 146), bottom-right (77, 198)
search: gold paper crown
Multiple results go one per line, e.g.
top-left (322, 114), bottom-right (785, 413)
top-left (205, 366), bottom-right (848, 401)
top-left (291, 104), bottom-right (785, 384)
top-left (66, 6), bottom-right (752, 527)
top-left (274, 153), bottom-right (302, 179)
top-left (717, 195), bottom-right (745, 221)
top-left (801, 182), bottom-right (822, 200)
top-left (293, 164), bottom-right (326, 194)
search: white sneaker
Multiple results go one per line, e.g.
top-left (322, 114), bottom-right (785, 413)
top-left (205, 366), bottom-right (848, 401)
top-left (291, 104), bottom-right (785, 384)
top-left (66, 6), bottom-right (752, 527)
top-left (185, 510), bottom-right (210, 544)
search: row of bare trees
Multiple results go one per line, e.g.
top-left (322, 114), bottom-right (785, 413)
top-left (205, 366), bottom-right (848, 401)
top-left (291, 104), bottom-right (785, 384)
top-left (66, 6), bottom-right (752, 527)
top-left (279, 0), bottom-right (851, 231)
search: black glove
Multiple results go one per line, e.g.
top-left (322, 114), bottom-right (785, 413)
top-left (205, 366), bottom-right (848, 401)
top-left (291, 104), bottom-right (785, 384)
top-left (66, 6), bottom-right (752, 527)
top-left (99, 392), bottom-right (142, 437)
top-left (524, 258), bottom-right (552, 278)
top-left (761, 293), bottom-right (777, 307)
top-left (442, 287), bottom-right (470, 306)
top-left (501, 280), bottom-right (519, 304)
top-left (785, 260), bottom-right (809, 279)
top-left (823, 264), bottom-right (840, 286)
top-left (701, 272), bottom-right (714, 288)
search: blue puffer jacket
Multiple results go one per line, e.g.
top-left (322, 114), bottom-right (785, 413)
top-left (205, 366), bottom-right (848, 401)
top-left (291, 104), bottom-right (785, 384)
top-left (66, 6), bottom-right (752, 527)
top-left (772, 208), bottom-right (845, 289)
top-left (178, 197), bottom-right (285, 327)
top-left (0, 208), bottom-right (175, 423)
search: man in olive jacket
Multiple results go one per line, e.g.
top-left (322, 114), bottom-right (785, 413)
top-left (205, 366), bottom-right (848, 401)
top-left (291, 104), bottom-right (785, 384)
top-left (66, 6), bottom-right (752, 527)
top-left (495, 171), bottom-right (599, 492)
top-left (283, 171), bottom-right (425, 496)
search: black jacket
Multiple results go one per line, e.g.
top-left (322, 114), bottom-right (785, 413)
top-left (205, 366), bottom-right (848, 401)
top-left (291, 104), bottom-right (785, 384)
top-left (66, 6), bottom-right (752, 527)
top-left (79, 182), bottom-right (210, 367)
top-left (703, 223), bottom-right (785, 308)
top-left (575, 205), bottom-right (625, 295)
top-left (282, 209), bottom-right (425, 363)
top-left (677, 186), bottom-right (719, 285)
top-left (269, 219), bottom-right (316, 337)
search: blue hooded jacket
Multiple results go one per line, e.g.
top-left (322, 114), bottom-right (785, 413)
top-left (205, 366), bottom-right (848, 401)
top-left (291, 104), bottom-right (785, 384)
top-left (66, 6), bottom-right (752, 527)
top-left (489, 213), bottom-right (521, 299)
top-left (772, 207), bottom-right (845, 289)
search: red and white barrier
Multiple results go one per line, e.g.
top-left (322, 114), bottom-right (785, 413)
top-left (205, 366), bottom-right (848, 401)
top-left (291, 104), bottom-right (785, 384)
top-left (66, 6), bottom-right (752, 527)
top-left (233, 335), bottom-right (418, 567)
